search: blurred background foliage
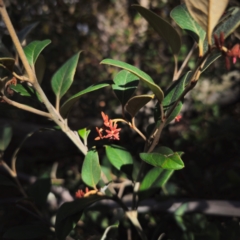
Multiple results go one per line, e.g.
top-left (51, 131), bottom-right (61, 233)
top-left (1, 0), bottom-right (240, 239)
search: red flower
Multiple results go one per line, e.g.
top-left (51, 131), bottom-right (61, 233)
top-left (214, 33), bottom-right (240, 70)
top-left (75, 187), bottom-right (89, 198)
top-left (175, 115), bottom-right (182, 123)
top-left (95, 112), bottom-right (121, 141)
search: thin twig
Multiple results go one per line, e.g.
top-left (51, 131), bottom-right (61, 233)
top-left (1, 95), bottom-right (52, 118)
top-left (174, 42), bottom-right (197, 81)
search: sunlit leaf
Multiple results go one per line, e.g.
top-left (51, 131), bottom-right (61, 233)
top-left (78, 128), bottom-right (91, 143)
top-left (24, 40), bottom-right (51, 67)
top-left (105, 144), bottom-right (133, 173)
top-left (140, 167), bottom-right (174, 191)
top-left (101, 59), bottom-right (164, 102)
top-left (51, 51), bottom-right (80, 101)
top-left (0, 123), bottom-right (12, 151)
top-left (170, 4), bottom-right (206, 56)
top-left (132, 4), bottom-right (181, 55)
top-left (112, 70), bottom-right (139, 106)
top-left (82, 150), bottom-right (101, 189)
top-left (184, 0), bottom-right (229, 45)
top-left (125, 94), bottom-right (154, 118)
top-left (139, 152), bottom-right (184, 170)
top-left (60, 80), bottom-right (113, 117)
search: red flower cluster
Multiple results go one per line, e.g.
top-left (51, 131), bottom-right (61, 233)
top-left (175, 115), bottom-right (182, 123)
top-left (75, 187), bottom-right (89, 198)
top-left (214, 32), bottom-right (240, 70)
top-left (95, 112), bottom-right (121, 141)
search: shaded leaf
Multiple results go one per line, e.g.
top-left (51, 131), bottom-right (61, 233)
top-left (105, 144), bottom-right (133, 171)
top-left (3, 224), bottom-right (51, 239)
top-left (17, 22), bottom-right (39, 44)
top-left (24, 40), bottom-right (51, 67)
top-left (0, 57), bottom-right (15, 71)
top-left (170, 4), bottom-right (206, 56)
top-left (51, 51), bottom-right (80, 101)
top-left (82, 150), bottom-right (101, 189)
top-left (27, 178), bottom-right (51, 206)
top-left (112, 70), bottom-right (139, 106)
top-left (0, 175), bottom-right (17, 188)
top-left (132, 4), bottom-right (181, 55)
top-left (55, 195), bottom-right (105, 240)
top-left (60, 80), bottom-right (113, 117)
top-left (0, 123), bottom-right (12, 151)
top-left (35, 54), bottom-right (46, 84)
top-left (139, 152), bottom-right (184, 170)
top-left (203, 7), bottom-right (240, 53)
top-left (202, 52), bottom-right (221, 72)
top-left (101, 59), bottom-right (164, 102)
top-left (125, 94), bottom-right (154, 118)
top-left (184, 0), bottom-right (229, 45)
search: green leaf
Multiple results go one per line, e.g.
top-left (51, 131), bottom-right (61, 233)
top-left (203, 7), bottom-right (240, 53)
top-left (140, 167), bottom-right (174, 191)
top-left (3, 224), bottom-right (51, 239)
top-left (202, 52), bottom-right (222, 73)
top-left (0, 123), bottom-right (12, 151)
top-left (23, 40), bottom-right (51, 67)
top-left (155, 72), bottom-right (190, 125)
top-left (139, 152), bottom-right (184, 170)
top-left (125, 94), bottom-right (154, 118)
top-left (27, 178), bottom-right (51, 206)
top-left (60, 80), bottom-right (113, 117)
top-left (10, 84), bottom-right (42, 102)
top-left (101, 59), bottom-right (164, 102)
top-left (112, 70), bottom-right (139, 106)
top-left (81, 150), bottom-right (101, 189)
top-left (78, 128), bottom-right (91, 143)
top-left (51, 51), bottom-right (80, 101)
top-left (55, 195), bottom-right (105, 240)
top-left (105, 144), bottom-right (133, 171)
top-left (170, 4), bottom-right (206, 56)
top-left (132, 4), bottom-right (181, 55)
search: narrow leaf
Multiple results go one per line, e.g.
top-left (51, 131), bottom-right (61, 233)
top-left (60, 80), bottom-right (113, 117)
top-left (132, 4), bottom-right (181, 55)
top-left (82, 150), bottom-right (101, 189)
top-left (55, 195), bottom-right (105, 240)
top-left (101, 59), bottom-right (164, 102)
top-left (112, 70), bottom-right (139, 106)
top-left (184, 0), bottom-right (229, 45)
top-left (51, 51), bottom-right (80, 100)
top-left (0, 123), bottom-right (12, 151)
top-left (139, 152), bottom-right (184, 170)
top-left (125, 94), bottom-right (154, 118)
top-left (35, 54), bottom-right (46, 84)
top-left (105, 144), bottom-right (133, 171)
top-left (23, 40), bottom-right (51, 67)
top-left (17, 22), bottom-right (39, 44)
top-left (170, 4), bottom-right (206, 56)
